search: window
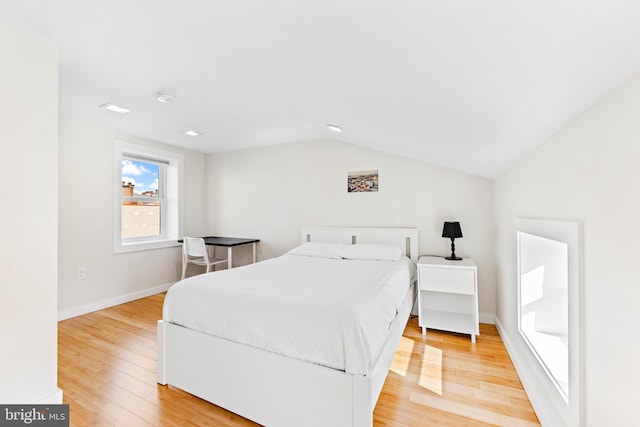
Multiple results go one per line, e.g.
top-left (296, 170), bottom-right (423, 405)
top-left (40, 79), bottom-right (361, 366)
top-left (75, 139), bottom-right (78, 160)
top-left (518, 231), bottom-right (569, 397)
top-left (113, 141), bottom-right (183, 253)
top-left (516, 218), bottom-right (582, 426)
top-left (121, 157), bottom-right (163, 240)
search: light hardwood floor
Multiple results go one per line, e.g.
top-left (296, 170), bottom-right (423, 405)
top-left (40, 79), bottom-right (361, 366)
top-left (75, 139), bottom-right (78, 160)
top-left (58, 293), bottom-right (540, 426)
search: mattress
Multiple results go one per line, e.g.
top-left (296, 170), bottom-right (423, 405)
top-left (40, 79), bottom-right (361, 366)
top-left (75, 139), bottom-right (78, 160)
top-left (162, 253), bottom-right (415, 375)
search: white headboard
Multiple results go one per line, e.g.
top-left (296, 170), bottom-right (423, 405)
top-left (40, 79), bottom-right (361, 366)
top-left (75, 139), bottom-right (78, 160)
top-left (300, 227), bottom-right (419, 263)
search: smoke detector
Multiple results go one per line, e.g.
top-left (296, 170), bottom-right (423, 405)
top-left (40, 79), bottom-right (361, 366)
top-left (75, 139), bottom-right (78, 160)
top-left (155, 91), bottom-right (176, 104)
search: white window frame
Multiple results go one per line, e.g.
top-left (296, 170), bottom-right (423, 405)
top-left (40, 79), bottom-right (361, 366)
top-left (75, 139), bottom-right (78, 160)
top-left (113, 140), bottom-right (183, 253)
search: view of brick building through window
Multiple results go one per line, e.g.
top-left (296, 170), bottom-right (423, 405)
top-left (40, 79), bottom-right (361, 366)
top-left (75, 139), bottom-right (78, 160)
top-left (121, 181), bottom-right (160, 239)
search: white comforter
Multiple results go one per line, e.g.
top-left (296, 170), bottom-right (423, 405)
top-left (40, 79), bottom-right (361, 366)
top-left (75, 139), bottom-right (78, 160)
top-left (163, 254), bottom-right (415, 375)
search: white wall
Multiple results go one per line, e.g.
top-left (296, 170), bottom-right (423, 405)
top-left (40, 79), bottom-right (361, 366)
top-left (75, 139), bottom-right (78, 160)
top-left (495, 72), bottom-right (640, 425)
top-left (0, 22), bottom-right (60, 403)
top-left (58, 119), bottom-right (206, 317)
top-left (206, 139), bottom-right (497, 320)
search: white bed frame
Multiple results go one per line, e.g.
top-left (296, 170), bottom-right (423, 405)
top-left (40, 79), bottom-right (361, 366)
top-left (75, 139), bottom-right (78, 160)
top-left (158, 227), bottom-right (418, 427)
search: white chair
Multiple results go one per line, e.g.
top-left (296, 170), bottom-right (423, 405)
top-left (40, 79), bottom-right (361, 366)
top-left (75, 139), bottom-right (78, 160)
top-left (181, 237), bottom-right (228, 279)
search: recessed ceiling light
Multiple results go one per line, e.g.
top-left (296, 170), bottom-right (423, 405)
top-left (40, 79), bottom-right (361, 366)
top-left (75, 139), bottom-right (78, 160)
top-left (184, 130), bottom-right (202, 137)
top-left (327, 124), bottom-right (343, 133)
top-left (99, 103), bottom-right (130, 114)
top-left (155, 91), bottom-right (176, 104)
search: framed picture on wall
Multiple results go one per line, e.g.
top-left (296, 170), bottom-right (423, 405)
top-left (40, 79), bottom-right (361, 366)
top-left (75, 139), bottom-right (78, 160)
top-left (347, 170), bottom-right (378, 192)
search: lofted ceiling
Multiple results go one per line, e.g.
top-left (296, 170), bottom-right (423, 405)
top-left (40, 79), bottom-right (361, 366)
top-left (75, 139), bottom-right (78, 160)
top-left (2, 0), bottom-right (640, 178)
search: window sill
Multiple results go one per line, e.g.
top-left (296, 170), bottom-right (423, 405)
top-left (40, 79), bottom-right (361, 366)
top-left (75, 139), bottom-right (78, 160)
top-left (114, 239), bottom-right (181, 254)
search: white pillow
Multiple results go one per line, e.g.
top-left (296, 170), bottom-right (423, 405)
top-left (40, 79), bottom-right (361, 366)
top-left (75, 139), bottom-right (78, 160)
top-left (286, 242), bottom-right (346, 259)
top-left (335, 243), bottom-right (403, 261)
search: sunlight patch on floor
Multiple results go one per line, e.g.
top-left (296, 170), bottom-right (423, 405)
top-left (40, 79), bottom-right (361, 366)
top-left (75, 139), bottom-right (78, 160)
top-left (419, 344), bottom-right (443, 395)
top-left (410, 391), bottom-right (541, 427)
top-left (390, 336), bottom-right (415, 377)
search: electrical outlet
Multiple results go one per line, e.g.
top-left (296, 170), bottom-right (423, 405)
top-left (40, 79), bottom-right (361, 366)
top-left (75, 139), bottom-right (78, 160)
top-left (76, 267), bottom-right (87, 280)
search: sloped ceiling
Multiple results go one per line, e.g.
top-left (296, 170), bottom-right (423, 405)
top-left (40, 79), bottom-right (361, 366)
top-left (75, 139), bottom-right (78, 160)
top-left (2, 0), bottom-right (640, 178)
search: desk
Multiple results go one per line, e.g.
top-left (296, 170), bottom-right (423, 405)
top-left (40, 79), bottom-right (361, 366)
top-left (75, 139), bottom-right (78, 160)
top-left (183, 236), bottom-right (260, 269)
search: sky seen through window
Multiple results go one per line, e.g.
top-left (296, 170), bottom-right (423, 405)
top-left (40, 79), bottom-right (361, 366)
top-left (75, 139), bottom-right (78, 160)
top-left (122, 159), bottom-right (159, 195)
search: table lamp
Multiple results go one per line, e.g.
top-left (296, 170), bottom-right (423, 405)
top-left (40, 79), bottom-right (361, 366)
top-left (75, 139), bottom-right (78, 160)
top-left (442, 221), bottom-right (463, 260)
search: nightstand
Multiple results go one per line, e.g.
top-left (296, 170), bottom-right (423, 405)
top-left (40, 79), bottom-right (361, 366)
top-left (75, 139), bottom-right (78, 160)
top-left (417, 256), bottom-right (479, 343)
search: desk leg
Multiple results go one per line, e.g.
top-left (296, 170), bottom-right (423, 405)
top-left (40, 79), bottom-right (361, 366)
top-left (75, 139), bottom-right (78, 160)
top-left (228, 246), bottom-right (233, 269)
top-left (252, 242), bottom-right (257, 263)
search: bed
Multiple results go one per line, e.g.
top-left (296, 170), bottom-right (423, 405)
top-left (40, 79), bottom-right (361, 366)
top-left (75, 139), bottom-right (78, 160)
top-left (158, 227), bottom-right (418, 427)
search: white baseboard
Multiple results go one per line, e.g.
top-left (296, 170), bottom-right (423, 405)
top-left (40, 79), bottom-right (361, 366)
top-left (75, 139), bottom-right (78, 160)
top-left (34, 388), bottom-right (63, 404)
top-left (58, 283), bottom-right (173, 321)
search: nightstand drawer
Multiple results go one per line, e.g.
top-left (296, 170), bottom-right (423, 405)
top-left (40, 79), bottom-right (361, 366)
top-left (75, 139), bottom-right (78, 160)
top-left (419, 268), bottom-right (475, 294)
